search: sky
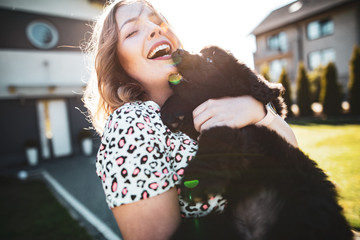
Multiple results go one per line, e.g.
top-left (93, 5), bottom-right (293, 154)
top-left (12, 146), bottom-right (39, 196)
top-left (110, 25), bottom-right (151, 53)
top-left (149, 0), bottom-right (296, 68)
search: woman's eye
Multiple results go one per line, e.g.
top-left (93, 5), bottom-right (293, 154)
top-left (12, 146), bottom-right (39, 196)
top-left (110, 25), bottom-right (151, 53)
top-left (125, 30), bottom-right (138, 39)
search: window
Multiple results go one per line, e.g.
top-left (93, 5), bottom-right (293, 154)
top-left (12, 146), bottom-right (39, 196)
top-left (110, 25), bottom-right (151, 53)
top-left (269, 59), bottom-right (287, 81)
top-left (267, 32), bottom-right (288, 52)
top-left (308, 48), bottom-right (335, 70)
top-left (307, 19), bottom-right (334, 40)
top-left (26, 20), bottom-right (59, 49)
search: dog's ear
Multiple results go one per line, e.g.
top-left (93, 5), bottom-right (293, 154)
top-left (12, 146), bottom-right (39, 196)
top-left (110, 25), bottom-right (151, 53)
top-left (250, 74), bottom-right (284, 104)
top-left (250, 75), bottom-right (287, 117)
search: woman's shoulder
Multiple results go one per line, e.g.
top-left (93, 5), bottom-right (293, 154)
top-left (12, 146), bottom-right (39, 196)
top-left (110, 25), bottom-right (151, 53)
top-left (104, 101), bottom-right (163, 134)
top-left (111, 100), bottom-right (161, 119)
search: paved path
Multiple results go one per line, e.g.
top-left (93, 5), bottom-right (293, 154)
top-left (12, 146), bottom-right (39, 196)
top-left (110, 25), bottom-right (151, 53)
top-left (5, 156), bottom-right (123, 240)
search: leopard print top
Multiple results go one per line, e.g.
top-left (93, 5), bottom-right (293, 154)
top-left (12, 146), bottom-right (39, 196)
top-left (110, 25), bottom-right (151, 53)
top-left (96, 101), bottom-right (226, 218)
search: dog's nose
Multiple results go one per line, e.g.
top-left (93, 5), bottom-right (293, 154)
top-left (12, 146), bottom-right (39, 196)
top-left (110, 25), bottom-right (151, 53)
top-left (172, 49), bottom-right (185, 65)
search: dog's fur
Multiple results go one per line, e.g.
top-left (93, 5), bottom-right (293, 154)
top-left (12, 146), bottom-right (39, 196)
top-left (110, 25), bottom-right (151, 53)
top-left (161, 46), bottom-right (353, 240)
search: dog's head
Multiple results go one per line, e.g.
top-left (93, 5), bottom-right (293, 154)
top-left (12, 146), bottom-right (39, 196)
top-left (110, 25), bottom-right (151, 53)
top-left (170, 46), bottom-right (285, 112)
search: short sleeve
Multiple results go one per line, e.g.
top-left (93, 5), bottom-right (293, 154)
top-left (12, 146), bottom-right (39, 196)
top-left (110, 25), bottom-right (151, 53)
top-left (96, 101), bottom-right (182, 208)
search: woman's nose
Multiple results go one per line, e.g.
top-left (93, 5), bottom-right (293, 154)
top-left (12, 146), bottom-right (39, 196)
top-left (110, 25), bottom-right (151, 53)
top-left (148, 23), bottom-right (162, 39)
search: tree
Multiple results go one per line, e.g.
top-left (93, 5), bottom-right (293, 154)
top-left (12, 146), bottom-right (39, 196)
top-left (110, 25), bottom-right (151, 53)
top-left (320, 62), bottom-right (342, 115)
top-left (296, 62), bottom-right (313, 116)
top-left (278, 68), bottom-right (293, 117)
top-left (348, 45), bottom-right (360, 114)
top-left (260, 63), bottom-right (271, 81)
top-left (308, 66), bottom-right (323, 102)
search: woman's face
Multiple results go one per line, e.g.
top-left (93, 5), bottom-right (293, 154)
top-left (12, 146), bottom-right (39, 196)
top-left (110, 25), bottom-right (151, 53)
top-left (115, 2), bottom-right (181, 93)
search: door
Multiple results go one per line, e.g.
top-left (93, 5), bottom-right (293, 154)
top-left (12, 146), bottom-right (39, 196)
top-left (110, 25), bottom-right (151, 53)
top-left (37, 99), bottom-right (72, 159)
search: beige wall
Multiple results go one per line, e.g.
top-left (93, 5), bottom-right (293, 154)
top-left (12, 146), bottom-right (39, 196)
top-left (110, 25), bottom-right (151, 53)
top-left (253, 3), bottom-right (359, 92)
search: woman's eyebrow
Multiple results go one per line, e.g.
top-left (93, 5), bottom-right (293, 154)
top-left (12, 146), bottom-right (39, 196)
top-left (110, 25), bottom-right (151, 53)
top-left (120, 17), bottom-right (138, 31)
top-left (119, 12), bottom-right (159, 31)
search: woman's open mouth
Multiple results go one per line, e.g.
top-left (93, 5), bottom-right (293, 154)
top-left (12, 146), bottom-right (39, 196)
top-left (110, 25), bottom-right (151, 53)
top-left (147, 41), bottom-right (172, 60)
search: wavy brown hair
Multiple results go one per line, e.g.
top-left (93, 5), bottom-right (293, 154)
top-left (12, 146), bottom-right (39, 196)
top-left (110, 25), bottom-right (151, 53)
top-left (82, 0), bottom-right (159, 134)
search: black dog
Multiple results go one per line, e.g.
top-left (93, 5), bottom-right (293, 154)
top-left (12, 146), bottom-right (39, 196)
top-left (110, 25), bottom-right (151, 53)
top-left (161, 46), bottom-right (353, 240)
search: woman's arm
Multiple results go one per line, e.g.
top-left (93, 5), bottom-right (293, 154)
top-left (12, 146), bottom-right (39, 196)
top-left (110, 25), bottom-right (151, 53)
top-left (112, 187), bottom-right (181, 240)
top-left (193, 96), bottom-right (298, 147)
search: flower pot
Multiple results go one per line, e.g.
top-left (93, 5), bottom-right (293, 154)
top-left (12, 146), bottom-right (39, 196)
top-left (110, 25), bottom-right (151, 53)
top-left (81, 138), bottom-right (93, 156)
top-left (26, 147), bottom-right (38, 166)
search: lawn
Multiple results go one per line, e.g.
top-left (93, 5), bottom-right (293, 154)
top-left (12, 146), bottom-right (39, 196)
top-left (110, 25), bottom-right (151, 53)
top-left (0, 176), bottom-right (93, 240)
top-left (289, 121), bottom-right (360, 231)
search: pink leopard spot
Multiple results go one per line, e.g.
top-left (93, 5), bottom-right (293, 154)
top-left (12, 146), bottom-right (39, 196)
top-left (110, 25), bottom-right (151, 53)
top-left (119, 139), bottom-right (125, 147)
top-left (116, 157), bottom-right (124, 165)
top-left (129, 145), bottom-right (135, 150)
top-left (154, 172), bottom-right (161, 177)
top-left (108, 120), bottom-right (112, 128)
top-left (147, 147), bottom-right (154, 152)
top-left (133, 168), bottom-right (140, 176)
top-left (112, 181), bottom-right (118, 192)
top-left (166, 138), bottom-right (171, 147)
top-left (173, 174), bottom-right (178, 181)
top-left (177, 169), bottom-right (184, 175)
top-left (163, 168), bottom-right (169, 174)
top-left (114, 122), bottom-right (118, 129)
top-left (184, 139), bottom-right (190, 144)
top-left (202, 204), bottom-right (209, 210)
top-left (102, 173), bottom-right (106, 181)
top-left (100, 144), bottom-right (105, 151)
top-left (142, 191), bottom-right (149, 199)
top-left (137, 123), bottom-right (145, 129)
top-left (144, 116), bottom-right (150, 123)
top-left (122, 188), bottom-right (128, 195)
top-left (127, 127), bottom-right (134, 135)
top-left (149, 183), bottom-right (159, 190)
top-left (163, 181), bottom-right (169, 188)
top-left (176, 154), bottom-right (182, 161)
top-left (104, 152), bottom-right (107, 158)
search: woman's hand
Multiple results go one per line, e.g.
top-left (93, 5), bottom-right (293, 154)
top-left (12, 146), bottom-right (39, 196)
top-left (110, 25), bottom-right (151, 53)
top-left (193, 95), bottom-right (298, 147)
top-left (193, 96), bottom-right (265, 133)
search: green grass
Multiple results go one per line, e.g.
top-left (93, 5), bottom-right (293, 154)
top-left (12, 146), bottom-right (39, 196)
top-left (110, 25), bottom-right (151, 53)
top-left (290, 122), bottom-right (360, 230)
top-left (0, 176), bottom-right (93, 240)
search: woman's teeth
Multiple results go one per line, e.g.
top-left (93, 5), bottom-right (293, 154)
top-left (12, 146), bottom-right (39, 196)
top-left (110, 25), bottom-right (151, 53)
top-left (148, 44), bottom-right (171, 59)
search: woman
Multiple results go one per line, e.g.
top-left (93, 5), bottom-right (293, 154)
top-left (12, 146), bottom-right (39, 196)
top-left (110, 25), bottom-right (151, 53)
top-left (83, 0), bottom-right (298, 239)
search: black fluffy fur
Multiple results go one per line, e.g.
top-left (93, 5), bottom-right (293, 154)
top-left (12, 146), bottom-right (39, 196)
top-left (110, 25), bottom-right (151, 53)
top-left (161, 46), bottom-right (353, 240)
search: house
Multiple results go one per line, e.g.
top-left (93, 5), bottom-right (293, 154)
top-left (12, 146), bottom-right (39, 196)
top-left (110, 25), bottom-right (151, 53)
top-left (251, 0), bottom-right (360, 93)
top-left (0, 0), bottom-right (102, 168)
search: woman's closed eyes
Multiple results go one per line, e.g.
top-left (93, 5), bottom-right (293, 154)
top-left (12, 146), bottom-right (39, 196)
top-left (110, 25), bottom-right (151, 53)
top-left (125, 30), bottom-right (138, 39)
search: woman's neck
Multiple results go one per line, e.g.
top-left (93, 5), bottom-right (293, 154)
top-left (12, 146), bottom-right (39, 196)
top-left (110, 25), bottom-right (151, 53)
top-left (149, 86), bottom-right (173, 108)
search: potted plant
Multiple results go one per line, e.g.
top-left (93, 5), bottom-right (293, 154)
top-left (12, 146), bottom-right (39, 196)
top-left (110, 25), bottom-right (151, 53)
top-left (24, 139), bottom-right (39, 166)
top-left (78, 129), bottom-right (93, 156)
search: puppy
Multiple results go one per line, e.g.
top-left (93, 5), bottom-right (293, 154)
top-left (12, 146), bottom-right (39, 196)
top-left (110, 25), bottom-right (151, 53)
top-left (161, 46), bottom-right (353, 240)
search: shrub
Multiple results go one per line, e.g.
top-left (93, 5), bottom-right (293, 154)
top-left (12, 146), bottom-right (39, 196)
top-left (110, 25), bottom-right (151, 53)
top-left (260, 63), bottom-right (271, 81)
top-left (278, 68), bottom-right (293, 117)
top-left (348, 45), bottom-right (360, 114)
top-left (296, 62), bottom-right (313, 116)
top-left (320, 62), bottom-right (342, 115)
top-left (308, 66), bottom-right (323, 102)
